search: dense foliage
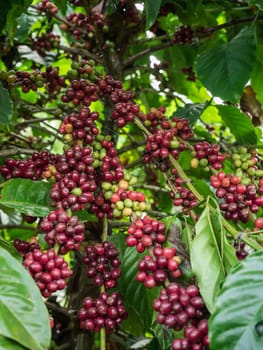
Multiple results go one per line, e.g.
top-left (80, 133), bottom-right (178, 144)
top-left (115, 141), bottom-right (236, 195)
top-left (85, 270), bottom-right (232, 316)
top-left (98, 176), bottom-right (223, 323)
top-left (0, 1), bottom-right (263, 349)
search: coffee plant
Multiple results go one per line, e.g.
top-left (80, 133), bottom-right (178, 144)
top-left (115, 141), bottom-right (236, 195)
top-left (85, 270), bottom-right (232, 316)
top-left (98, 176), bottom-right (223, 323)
top-left (1, 1), bottom-right (263, 349)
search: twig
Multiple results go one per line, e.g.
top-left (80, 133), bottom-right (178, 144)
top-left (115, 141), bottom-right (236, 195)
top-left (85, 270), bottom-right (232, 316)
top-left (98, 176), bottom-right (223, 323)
top-left (123, 41), bottom-right (174, 68)
top-left (0, 147), bottom-right (36, 157)
top-left (59, 45), bottom-right (102, 64)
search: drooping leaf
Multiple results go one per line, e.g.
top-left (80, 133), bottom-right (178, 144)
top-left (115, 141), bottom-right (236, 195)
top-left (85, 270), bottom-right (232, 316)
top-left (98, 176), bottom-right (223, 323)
top-left (216, 105), bottom-right (257, 144)
top-left (0, 237), bottom-right (22, 262)
top-left (196, 27), bottom-right (256, 102)
top-left (209, 250), bottom-right (263, 350)
top-left (174, 103), bottom-right (208, 124)
top-left (0, 179), bottom-right (52, 217)
top-left (144, 0), bottom-right (162, 29)
top-left (209, 199), bottom-right (238, 274)
top-left (0, 336), bottom-right (27, 350)
top-left (0, 82), bottom-right (13, 125)
top-left (190, 198), bottom-right (226, 313)
top-left (0, 248), bottom-right (51, 350)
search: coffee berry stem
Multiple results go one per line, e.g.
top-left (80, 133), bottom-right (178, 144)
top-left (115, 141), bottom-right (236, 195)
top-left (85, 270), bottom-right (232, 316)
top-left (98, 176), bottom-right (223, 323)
top-left (102, 215), bottom-right (108, 242)
top-left (99, 282), bottom-right (107, 350)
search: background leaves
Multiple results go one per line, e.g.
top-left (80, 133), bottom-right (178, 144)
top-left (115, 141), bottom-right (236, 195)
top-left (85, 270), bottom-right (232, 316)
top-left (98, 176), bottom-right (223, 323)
top-left (196, 27), bottom-right (256, 102)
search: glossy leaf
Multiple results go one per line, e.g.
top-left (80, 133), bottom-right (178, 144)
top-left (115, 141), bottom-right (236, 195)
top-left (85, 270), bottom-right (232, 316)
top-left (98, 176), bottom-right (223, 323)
top-left (174, 103), bottom-right (208, 124)
top-left (0, 248), bottom-right (51, 350)
top-left (216, 105), bottom-right (257, 144)
top-left (0, 336), bottom-right (27, 350)
top-left (209, 199), bottom-right (238, 274)
top-left (0, 179), bottom-right (52, 217)
top-left (107, 0), bottom-right (119, 15)
top-left (144, 0), bottom-right (162, 29)
top-left (190, 198), bottom-right (226, 313)
top-left (209, 250), bottom-right (263, 350)
top-left (53, 0), bottom-right (67, 15)
top-left (0, 237), bottom-right (22, 262)
top-left (5, 0), bottom-right (33, 40)
top-left (0, 82), bottom-right (13, 125)
top-left (251, 59), bottom-right (263, 106)
top-left (196, 27), bottom-right (256, 102)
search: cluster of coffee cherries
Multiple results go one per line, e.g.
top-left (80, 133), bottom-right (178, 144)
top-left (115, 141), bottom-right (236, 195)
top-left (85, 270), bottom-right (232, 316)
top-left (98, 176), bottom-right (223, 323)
top-left (181, 67), bottom-right (196, 82)
top-left (61, 78), bottom-right (98, 107)
top-left (126, 215), bottom-right (166, 253)
top-left (36, 0), bottom-right (58, 15)
top-left (31, 32), bottom-right (60, 57)
top-left (169, 170), bottom-right (198, 212)
top-left (40, 209), bottom-right (85, 254)
top-left (173, 25), bottom-right (194, 45)
top-left (108, 177), bottom-right (148, 219)
top-left (136, 247), bottom-right (182, 288)
top-left (111, 100), bottom-right (139, 128)
top-left (125, 215), bottom-right (182, 288)
top-left (191, 141), bottom-right (226, 170)
top-left (78, 292), bottom-right (128, 334)
top-left (82, 241), bottom-right (121, 289)
top-left (210, 172), bottom-right (263, 223)
top-left (6, 66), bottom-right (65, 96)
top-left (153, 283), bottom-right (209, 349)
top-left (0, 151), bottom-right (58, 180)
top-left (22, 247), bottom-right (72, 298)
top-left (172, 319), bottom-right (209, 350)
top-left (144, 128), bottom-right (184, 171)
top-left (230, 146), bottom-right (263, 182)
top-left (59, 108), bottom-right (99, 145)
top-left (14, 238), bottom-right (40, 256)
top-left (41, 66), bottom-right (66, 95)
top-left (67, 59), bottom-right (96, 81)
top-left (233, 239), bottom-right (249, 260)
top-left (50, 170), bottom-right (97, 211)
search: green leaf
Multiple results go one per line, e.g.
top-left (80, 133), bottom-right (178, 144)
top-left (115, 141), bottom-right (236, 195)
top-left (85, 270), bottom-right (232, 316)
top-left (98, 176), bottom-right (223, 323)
top-left (53, 0), bottom-right (67, 15)
top-left (0, 336), bottom-right (27, 350)
top-left (196, 27), bottom-right (256, 102)
top-left (0, 2), bottom-right (12, 33)
top-left (209, 250), bottom-right (263, 350)
top-left (5, 0), bottom-right (33, 40)
top-left (251, 59), bottom-right (263, 106)
top-left (248, 0), bottom-right (263, 9)
top-left (0, 179), bottom-right (52, 217)
top-left (0, 248), bottom-right (51, 350)
top-left (107, 0), bottom-right (120, 15)
top-left (216, 105), bottom-right (257, 144)
top-left (0, 82), bottom-right (13, 125)
top-left (209, 199), bottom-right (238, 274)
top-left (144, 0), bottom-right (162, 29)
top-left (0, 238), bottom-right (22, 262)
top-left (174, 103), bottom-right (208, 124)
top-left (190, 198), bottom-right (226, 313)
